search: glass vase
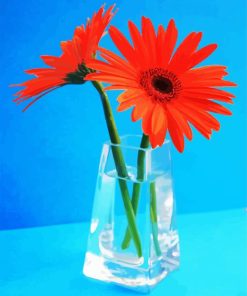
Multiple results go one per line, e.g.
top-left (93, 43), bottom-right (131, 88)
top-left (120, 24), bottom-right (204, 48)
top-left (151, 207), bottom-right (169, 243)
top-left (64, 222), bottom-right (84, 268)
top-left (83, 135), bottom-right (180, 293)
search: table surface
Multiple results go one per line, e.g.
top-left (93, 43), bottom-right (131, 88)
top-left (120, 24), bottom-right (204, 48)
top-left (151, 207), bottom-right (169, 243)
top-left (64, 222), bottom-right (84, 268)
top-left (0, 209), bottom-right (246, 296)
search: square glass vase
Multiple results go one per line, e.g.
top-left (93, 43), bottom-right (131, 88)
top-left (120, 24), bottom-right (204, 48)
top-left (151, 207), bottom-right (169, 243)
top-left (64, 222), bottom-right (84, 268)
top-left (83, 135), bottom-right (180, 293)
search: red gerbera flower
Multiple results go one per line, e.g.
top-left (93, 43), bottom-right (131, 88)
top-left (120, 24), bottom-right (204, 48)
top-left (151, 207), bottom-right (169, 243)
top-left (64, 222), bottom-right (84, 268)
top-left (13, 5), bottom-right (116, 111)
top-left (85, 18), bottom-right (236, 152)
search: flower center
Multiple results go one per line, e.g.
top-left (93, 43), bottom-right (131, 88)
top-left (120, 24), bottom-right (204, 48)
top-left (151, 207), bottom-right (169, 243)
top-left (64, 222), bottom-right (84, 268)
top-left (140, 68), bottom-right (182, 103)
top-left (152, 76), bottom-right (173, 94)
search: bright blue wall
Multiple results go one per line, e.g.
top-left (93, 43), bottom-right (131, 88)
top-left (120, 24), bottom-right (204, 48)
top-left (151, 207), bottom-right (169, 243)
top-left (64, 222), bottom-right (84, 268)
top-left (0, 0), bottom-right (246, 229)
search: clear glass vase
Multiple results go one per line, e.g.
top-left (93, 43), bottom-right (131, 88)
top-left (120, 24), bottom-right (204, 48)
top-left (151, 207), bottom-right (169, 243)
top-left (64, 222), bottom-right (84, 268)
top-left (83, 135), bottom-right (180, 293)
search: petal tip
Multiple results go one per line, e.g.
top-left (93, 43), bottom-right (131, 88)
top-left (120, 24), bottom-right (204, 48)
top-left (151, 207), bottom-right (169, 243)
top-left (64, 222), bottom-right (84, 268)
top-left (177, 145), bottom-right (184, 153)
top-left (168, 18), bottom-right (176, 28)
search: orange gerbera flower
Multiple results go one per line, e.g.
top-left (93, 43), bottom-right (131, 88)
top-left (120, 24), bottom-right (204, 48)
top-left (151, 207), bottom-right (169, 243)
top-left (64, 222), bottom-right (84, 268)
top-left (85, 18), bottom-right (236, 152)
top-left (13, 5), bottom-right (115, 111)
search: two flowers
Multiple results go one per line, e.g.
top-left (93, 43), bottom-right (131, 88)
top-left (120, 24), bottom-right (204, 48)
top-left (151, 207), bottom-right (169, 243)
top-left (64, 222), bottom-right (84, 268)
top-left (12, 4), bottom-right (236, 257)
top-left (13, 4), bottom-right (236, 153)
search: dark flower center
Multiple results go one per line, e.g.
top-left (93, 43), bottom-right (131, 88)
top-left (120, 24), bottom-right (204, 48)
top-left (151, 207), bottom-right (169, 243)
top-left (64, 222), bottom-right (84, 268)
top-left (139, 68), bottom-right (182, 103)
top-left (152, 76), bottom-right (173, 94)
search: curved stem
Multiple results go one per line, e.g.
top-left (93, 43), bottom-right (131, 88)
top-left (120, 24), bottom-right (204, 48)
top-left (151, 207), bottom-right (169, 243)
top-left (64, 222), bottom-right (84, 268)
top-left (92, 81), bottom-right (142, 257)
top-left (121, 134), bottom-right (149, 249)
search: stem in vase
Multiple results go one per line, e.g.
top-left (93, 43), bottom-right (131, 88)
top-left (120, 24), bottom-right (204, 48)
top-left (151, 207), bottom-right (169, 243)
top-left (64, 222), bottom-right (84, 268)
top-left (92, 81), bottom-right (142, 257)
top-left (150, 181), bottom-right (162, 256)
top-left (121, 134), bottom-right (161, 257)
top-left (121, 133), bottom-right (149, 249)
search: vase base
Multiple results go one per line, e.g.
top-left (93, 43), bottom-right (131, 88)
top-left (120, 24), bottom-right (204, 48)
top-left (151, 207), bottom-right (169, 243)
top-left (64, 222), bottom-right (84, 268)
top-left (83, 251), bottom-right (179, 293)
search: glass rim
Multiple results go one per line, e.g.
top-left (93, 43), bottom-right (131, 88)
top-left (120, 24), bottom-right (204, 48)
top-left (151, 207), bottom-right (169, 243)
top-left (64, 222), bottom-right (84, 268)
top-left (104, 134), bottom-right (170, 151)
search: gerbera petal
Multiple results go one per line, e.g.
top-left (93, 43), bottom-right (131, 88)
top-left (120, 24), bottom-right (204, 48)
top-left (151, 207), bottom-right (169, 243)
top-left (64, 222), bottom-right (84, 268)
top-left (188, 44), bottom-right (217, 69)
top-left (142, 17), bottom-right (157, 65)
top-left (156, 25), bottom-right (166, 65)
top-left (103, 84), bottom-right (141, 91)
top-left (182, 87), bottom-right (235, 104)
top-left (98, 47), bottom-right (137, 76)
top-left (117, 97), bottom-right (139, 111)
top-left (167, 103), bottom-right (193, 140)
top-left (22, 86), bottom-right (61, 112)
top-left (161, 19), bottom-right (178, 67)
top-left (142, 103), bottom-right (155, 134)
top-left (109, 26), bottom-right (136, 66)
top-left (60, 41), bottom-right (77, 67)
top-left (86, 59), bottom-right (137, 81)
top-left (166, 106), bottom-right (185, 152)
top-left (40, 55), bottom-right (61, 68)
top-left (128, 21), bottom-right (149, 66)
top-left (13, 78), bottom-right (63, 100)
top-left (175, 101), bottom-right (213, 139)
top-left (183, 78), bottom-right (237, 88)
top-left (183, 97), bottom-right (232, 115)
top-left (151, 104), bottom-right (166, 134)
top-left (41, 55), bottom-right (72, 72)
top-left (184, 87), bottom-right (235, 98)
top-left (118, 90), bottom-right (140, 103)
top-left (25, 68), bottom-right (55, 76)
top-left (85, 73), bottom-right (137, 85)
top-left (168, 32), bottom-right (202, 74)
top-left (131, 98), bottom-right (151, 121)
top-left (184, 65), bottom-right (228, 78)
top-left (177, 100), bottom-right (220, 131)
top-left (149, 118), bottom-right (167, 148)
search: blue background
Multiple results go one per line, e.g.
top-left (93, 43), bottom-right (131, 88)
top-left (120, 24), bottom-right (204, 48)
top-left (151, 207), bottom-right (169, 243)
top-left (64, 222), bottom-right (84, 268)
top-left (0, 0), bottom-right (246, 230)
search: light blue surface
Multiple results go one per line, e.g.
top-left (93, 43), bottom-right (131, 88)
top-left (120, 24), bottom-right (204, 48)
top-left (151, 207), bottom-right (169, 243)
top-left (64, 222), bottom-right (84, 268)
top-left (0, 0), bottom-right (246, 229)
top-left (0, 209), bottom-right (246, 295)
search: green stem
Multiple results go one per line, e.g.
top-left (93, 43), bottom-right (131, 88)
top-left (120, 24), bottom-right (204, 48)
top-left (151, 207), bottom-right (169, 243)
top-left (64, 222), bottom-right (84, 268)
top-left (121, 134), bottom-right (149, 249)
top-left (92, 81), bottom-right (142, 257)
top-left (150, 182), bottom-right (162, 256)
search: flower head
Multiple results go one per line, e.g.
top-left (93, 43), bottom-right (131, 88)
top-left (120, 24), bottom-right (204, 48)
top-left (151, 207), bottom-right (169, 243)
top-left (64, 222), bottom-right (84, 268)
top-left (86, 18), bottom-right (236, 152)
top-left (13, 5), bottom-right (116, 111)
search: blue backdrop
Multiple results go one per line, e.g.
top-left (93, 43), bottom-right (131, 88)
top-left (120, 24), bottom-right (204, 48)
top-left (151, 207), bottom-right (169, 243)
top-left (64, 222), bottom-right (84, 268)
top-left (0, 0), bottom-right (246, 229)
